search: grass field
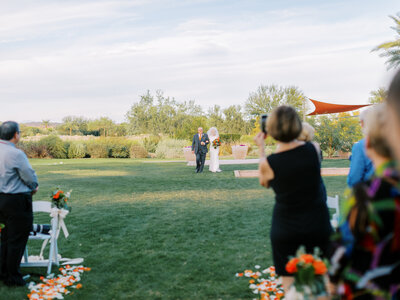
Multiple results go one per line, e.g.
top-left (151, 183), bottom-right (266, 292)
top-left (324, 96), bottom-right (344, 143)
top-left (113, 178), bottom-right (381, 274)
top-left (0, 158), bottom-right (349, 299)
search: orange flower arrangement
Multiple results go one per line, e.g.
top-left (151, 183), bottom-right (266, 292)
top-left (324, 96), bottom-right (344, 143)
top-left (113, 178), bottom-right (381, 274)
top-left (285, 246), bottom-right (328, 297)
top-left (51, 188), bottom-right (72, 211)
top-left (212, 137), bottom-right (221, 149)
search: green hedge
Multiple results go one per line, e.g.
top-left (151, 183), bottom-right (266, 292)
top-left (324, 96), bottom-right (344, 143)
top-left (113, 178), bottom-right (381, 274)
top-left (38, 135), bottom-right (67, 159)
top-left (18, 137), bottom-right (199, 159)
top-left (68, 143), bottom-right (87, 158)
top-left (219, 134), bottom-right (241, 143)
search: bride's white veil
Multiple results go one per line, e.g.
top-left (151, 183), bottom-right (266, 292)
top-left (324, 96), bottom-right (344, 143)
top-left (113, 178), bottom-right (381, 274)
top-left (207, 127), bottom-right (219, 138)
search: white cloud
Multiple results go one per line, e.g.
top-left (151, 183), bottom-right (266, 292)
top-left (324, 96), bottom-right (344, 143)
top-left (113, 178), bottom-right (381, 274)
top-left (0, 0), bottom-right (398, 122)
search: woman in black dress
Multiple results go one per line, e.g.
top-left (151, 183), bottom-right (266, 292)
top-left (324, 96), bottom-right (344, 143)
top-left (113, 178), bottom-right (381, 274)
top-left (254, 105), bottom-right (332, 293)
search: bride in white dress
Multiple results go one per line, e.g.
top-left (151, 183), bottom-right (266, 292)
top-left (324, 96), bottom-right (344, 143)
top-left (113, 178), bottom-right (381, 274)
top-left (207, 127), bottom-right (222, 173)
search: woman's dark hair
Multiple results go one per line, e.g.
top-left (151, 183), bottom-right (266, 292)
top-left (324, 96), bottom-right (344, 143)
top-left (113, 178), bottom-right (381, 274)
top-left (267, 106), bottom-right (302, 142)
top-left (0, 121), bottom-right (20, 141)
top-left (387, 69), bottom-right (400, 115)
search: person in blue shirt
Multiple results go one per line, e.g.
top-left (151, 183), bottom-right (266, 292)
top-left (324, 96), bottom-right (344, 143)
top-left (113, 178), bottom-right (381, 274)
top-left (0, 121), bottom-right (38, 286)
top-left (347, 109), bottom-right (374, 187)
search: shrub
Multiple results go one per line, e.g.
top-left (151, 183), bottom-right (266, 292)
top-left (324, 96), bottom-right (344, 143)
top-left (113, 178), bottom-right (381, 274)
top-left (239, 135), bottom-right (255, 144)
top-left (141, 135), bottom-right (161, 153)
top-left (155, 139), bottom-right (188, 159)
top-left (18, 141), bottom-right (49, 158)
top-left (219, 133), bottom-right (241, 143)
top-left (130, 144), bottom-right (148, 158)
top-left (110, 144), bottom-right (130, 158)
top-left (38, 135), bottom-right (67, 159)
top-left (219, 143), bottom-right (233, 156)
top-left (86, 142), bottom-right (110, 158)
top-left (68, 143), bottom-right (87, 159)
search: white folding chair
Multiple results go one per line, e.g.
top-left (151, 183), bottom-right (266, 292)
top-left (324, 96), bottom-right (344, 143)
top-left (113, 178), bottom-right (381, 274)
top-left (21, 201), bottom-right (60, 275)
top-left (327, 195), bottom-right (340, 229)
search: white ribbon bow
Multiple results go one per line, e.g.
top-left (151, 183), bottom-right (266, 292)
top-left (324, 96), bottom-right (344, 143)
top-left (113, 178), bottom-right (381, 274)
top-left (50, 208), bottom-right (69, 238)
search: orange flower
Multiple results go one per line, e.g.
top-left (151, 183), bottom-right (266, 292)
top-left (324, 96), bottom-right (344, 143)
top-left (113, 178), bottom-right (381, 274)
top-left (76, 283), bottom-right (82, 289)
top-left (285, 258), bottom-right (299, 273)
top-left (312, 260), bottom-right (327, 275)
top-left (237, 273), bottom-right (243, 277)
top-left (53, 191), bottom-right (61, 200)
top-left (300, 254), bottom-right (314, 264)
top-left (276, 291), bottom-right (285, 299)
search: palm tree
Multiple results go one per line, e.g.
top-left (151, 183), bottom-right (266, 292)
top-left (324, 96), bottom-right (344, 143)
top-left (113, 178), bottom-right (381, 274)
top-left (369, 87), bottom-right (387, 104)
top-left (373, 13), bottom-right (400, 69)
top-left (42, 119), bottom-right (50, 129)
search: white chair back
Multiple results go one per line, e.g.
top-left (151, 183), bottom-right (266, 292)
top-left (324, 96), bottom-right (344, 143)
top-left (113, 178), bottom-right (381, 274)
top-left (22, 201), bottom-right (60, 274)
top-left (32, 201), bottom-right (52, 213)
top-left (327, 195), bottom-right (340, 228)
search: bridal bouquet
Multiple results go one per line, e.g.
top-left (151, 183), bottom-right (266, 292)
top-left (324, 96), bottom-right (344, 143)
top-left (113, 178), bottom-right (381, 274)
top-left (51, 188), bottom-right (72, 211)
top-left (212, 137), bottom-right (221, 149)
top-left (285, 246), bottom-right (328, 299)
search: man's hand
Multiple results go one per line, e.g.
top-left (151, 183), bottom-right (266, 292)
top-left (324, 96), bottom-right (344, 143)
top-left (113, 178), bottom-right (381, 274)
top-left (192, 151), bottom-right (195, 154)
top-left (31, 187), bottom-right (39, 195)
top-left (201, 142), bottom-right (205, 146)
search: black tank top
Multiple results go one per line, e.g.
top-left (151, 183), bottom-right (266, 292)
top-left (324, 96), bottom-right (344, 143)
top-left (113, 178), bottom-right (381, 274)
top-left (267, 142), bottom-right (324, 210)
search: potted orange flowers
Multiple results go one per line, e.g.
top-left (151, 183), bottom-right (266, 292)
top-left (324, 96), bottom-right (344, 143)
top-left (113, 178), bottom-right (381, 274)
top-left (285, 246), bottom-right (328, 300)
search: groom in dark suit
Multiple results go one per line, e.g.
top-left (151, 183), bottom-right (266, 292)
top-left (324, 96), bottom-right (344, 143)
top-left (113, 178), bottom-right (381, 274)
top-left (191, 127), bottom-right (210, 173)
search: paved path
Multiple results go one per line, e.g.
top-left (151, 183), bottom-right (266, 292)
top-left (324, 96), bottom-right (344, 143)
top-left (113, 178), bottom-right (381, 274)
top-left (144, 159), bottom-right (259, 165)
top-left (234, 168), bottom-right (349, 178)
top-left (186, 159), bottom-right (259, 166)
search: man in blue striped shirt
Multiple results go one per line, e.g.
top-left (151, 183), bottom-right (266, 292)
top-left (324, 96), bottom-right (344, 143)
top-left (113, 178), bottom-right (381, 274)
top-left (347, 109), bottom-right (374, 187)
top-left (0, 121), bottom-right (38, 286)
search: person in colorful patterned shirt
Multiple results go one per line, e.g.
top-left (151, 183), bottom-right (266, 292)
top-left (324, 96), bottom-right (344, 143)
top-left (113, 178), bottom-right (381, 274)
top-left (329, 103), bottom-right (400, 299)
top-left (386, 68), bottom-right (400, 167)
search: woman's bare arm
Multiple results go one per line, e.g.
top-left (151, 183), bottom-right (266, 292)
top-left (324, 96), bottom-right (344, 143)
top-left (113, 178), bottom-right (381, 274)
top-left (254, 132), bottom-right (274, 188)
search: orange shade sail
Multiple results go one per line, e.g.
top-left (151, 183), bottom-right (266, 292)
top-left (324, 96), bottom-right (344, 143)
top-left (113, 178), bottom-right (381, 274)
top-left (307, 98), bottom-right (371, 116)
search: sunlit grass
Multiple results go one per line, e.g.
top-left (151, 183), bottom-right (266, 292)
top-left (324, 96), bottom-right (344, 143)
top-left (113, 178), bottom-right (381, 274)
top-left (0, 158), bottom-right (349, 299)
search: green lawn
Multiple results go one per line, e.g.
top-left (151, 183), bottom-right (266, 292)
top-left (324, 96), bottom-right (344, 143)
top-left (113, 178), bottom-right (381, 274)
top-left (0, 158), bottom-right (349, 299)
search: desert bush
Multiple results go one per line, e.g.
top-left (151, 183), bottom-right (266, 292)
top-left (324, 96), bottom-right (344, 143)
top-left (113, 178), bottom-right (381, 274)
top-left (18, 141), bottom-right (49, 158)
top-left (86, 141), bottom-right (110, 158)
top-left (219, 133), bottom-right (241, 143)
top-left (38, 135), bottom-right (67, 158)
top-left (219, 143), bottom-right (233, 156)
top-left (106, 138), bottom-right (132, 158)
top-left (130, 144), bottom-right (148, 158)
top-left (155, 139), bottom-right (188, 159)
top-left (68, 143), bottom-right (87, 159)
top-left (239, 135), bottom-right (255, 144)
top-left (141, 135), bottom-right (161, 153)
top-left (110, 144), bottom-right (130, 158)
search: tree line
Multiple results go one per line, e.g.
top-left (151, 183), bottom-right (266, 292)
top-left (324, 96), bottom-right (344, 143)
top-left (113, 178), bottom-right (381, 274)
top-left (14, 83), bottom-right (385, 158)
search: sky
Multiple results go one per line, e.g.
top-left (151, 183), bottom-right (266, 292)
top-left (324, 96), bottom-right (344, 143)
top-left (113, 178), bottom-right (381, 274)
top-left (0, 0), bottom-right (399, 123)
